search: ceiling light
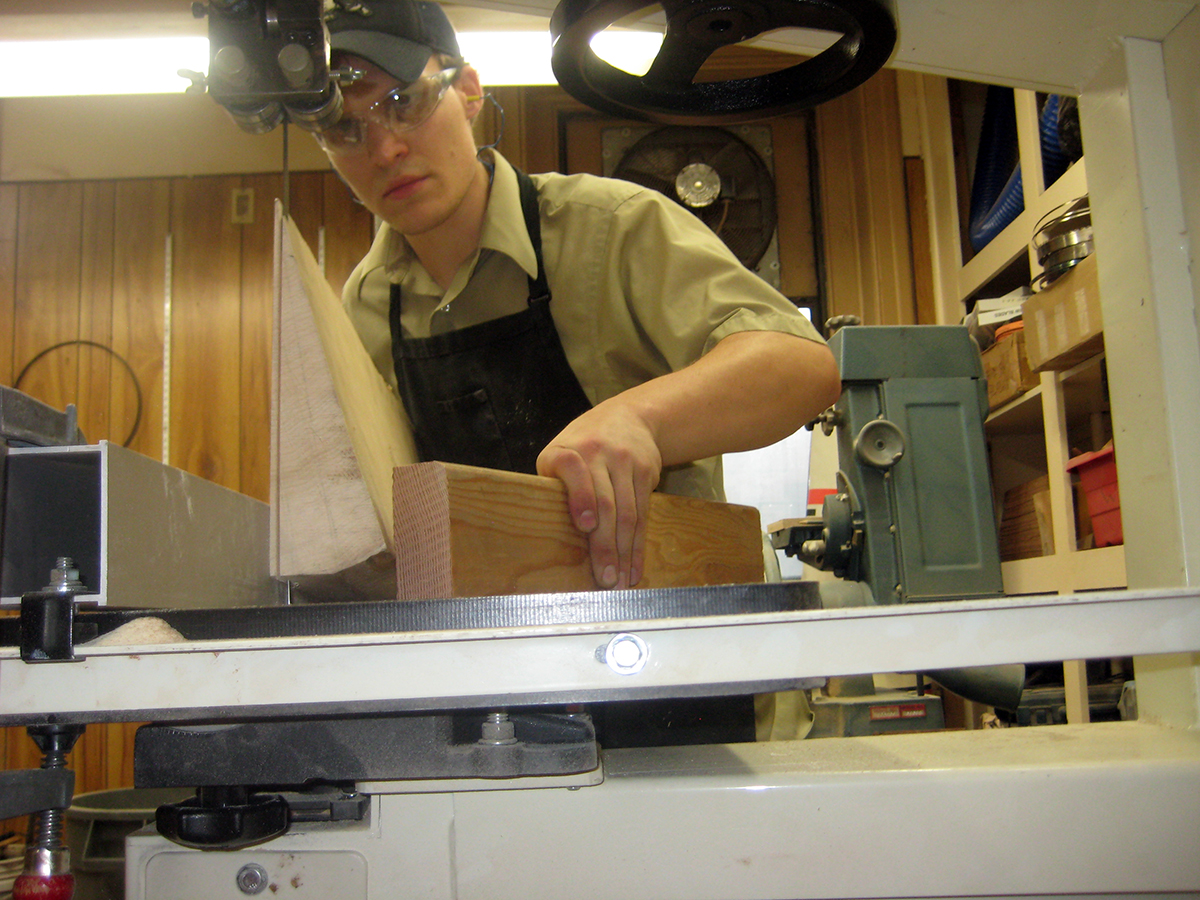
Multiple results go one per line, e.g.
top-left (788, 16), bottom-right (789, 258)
top-left (0, 37), bottom-right (210, 97)
top-left (0, 30), bottom-right (665, 98)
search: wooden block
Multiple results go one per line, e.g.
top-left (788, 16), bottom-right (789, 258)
top-left (393, 462), bottom-right (765, 599)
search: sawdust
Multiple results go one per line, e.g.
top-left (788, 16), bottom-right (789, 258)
top-left (84, 617), bottom-right (187, 646)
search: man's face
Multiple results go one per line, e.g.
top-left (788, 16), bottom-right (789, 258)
top-left (324, 55), bottom-right (484, 237)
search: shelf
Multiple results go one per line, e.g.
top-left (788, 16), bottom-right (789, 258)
top-left (986, 352), bottom-right (1108, 440)
top-left (959, 158), bottom-right (1089, 302)
top-left (1001, 545), bottom-right (1127, 595)
top-left (987, 383), bottom-right (1045, 435)
top-left (926, 81), bottom-right (1124, 725)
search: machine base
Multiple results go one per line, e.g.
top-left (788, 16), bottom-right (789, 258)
top-left (125, 722), bottom-right (1200, 899)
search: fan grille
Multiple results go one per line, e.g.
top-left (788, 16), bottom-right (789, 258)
top-left (611, 126), bottom-right (778, 269)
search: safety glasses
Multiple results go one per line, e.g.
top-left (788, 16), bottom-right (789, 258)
top-left (316, 67), bottom-right (461, 155)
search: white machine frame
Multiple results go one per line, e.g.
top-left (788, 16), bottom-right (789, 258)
top-left (4, 588), bottom-right (1198, 898)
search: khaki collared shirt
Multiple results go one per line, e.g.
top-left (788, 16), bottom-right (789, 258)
top-left (344, 151), bottom-right (824, 500)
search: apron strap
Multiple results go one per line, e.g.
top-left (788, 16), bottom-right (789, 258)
top-left (516, 169), bottom-right (551, 304)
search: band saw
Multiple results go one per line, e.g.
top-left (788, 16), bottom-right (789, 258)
top-left (2, 0), bottom-right (1200, 895)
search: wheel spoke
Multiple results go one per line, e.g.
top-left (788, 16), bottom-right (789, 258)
top-left (643, 26), bottom-right (714, 88)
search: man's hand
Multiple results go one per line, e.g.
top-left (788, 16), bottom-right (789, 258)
top-left (536, 401), bottom-right (663, 589)
top-left (538, 331), bottom-right (840, 591)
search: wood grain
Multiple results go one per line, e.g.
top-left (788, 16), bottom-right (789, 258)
top-left (393, 462), bottom-right (765, 599)
top-left (320, 171), bottom-right (377, 298)
top-left (815, 69), bottom-right (917, 327)
top-left (771, 114), bottom-right (818, 301)
top-left (0, 184), bottom-right (17, 383)
top-left (111, 179), bottom-right (169, 460)
top-left (12, 183), bottom-right (84, 413)
top-left (860, 71), bottom-right (917, 325)
top-left (241, 173), bottom-right (285, 502)
top-left (905, 157), bottom-right (938, 325)
top-left (169, 175), bottom-right (244, 489)
top-left (286, 171), bottom-right (325, 263)
top-left (78, 182), bottom-right (116, 443)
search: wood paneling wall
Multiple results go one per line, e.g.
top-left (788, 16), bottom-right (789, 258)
top-left (1, 171), bottom-right (373, 835)
top-left (814, 67), bottom-right (919, 327)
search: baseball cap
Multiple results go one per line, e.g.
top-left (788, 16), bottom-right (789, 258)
top-left (326, 0), bottom-right (461, 85)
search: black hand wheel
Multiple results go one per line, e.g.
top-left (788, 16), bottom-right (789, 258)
top-left (550, 0), bottom-right (896, 124)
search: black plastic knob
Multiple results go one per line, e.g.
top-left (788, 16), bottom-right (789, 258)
top-left (156, 787), bottom-right (289, 850)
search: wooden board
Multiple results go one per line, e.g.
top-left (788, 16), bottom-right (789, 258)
top-left (320, 171), bottom-right (377, 298)
top-left (393, 462), bottom-right (765, 600)
top-left (815, 69), bottom-right (918, 327)
top-left (271, 207), bottom-right (417, 590)
top-left (77, 182), bottom-right (116, 444)
top-left (12, 183), bottom-right (84, 414)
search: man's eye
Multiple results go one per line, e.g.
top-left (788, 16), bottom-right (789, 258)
top-left (387, 90), bottom-right (416, 111)
top-left (328, 119), bottom-right (361, 140)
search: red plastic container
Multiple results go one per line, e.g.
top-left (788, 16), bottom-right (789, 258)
top-left (1066, 444), bottom-right (1123, 547)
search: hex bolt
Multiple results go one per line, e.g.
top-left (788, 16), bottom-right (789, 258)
top-left (236, 863), bottom-right (269, 895)
top-left (46, 558), bottom-right (85, 594)
top-left (602, 633), bottom-right (649, 675)
top-left (479, 711), bottom-right (518, 745)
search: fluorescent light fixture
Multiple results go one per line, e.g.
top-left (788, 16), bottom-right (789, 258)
top-left (0, 37), bottom-right (210, 97)
top-left (0, 30), bottom-right (664, 97)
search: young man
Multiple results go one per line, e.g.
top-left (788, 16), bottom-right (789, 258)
top-left (321, 0), bottom-right (841, 593)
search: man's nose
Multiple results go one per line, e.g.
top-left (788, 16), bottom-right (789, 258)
top-left (366, 121), bottom-right (409, 164)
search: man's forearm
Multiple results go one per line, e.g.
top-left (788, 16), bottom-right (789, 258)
top-left (618, 330), bottom-right (842, 468)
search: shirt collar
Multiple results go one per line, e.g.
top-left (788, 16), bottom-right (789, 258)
top-left (378, 150), bottom-right (539, 285)
top-left (477, 151), bottom-right (539, 281)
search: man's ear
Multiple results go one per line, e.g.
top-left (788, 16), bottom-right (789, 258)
top-left (458, 65), bottom-right (485, 118)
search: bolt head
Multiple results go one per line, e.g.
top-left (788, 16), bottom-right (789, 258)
top-left (603, 633), bottom-right (648, 675)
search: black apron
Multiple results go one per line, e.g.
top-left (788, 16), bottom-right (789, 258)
top-left (388, 168), bottom-right (756, 748)
top-left (389, 169), bottom-right (592, 476)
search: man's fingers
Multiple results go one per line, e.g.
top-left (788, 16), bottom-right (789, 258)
top-left (537, 403), bottom-right (662, 590)
top-left (609, 465), bottom-right (640, 589)
top-left (628, 473), bottom-right (652, 587)
top-left (537, 446), bottom-right (598, 533)
top-left (586, 456), bottom-right (620, 588)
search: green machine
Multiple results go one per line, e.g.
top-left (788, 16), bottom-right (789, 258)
top-left (772, 323), bottom-right (1017, 735)
top-left (775, 323), bottom-right (1004, 605)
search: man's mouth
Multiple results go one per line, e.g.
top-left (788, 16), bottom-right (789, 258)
top-left (383, 175), bottom-right (427, 201)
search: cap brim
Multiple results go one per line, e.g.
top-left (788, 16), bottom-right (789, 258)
top-left (331, 31), bottom-right (432, 84)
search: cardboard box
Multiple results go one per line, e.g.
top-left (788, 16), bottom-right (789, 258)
top-left (1022, 253), bottom-right (1104, 370)
top-left (981, 329), bottom-right (1039, 411)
